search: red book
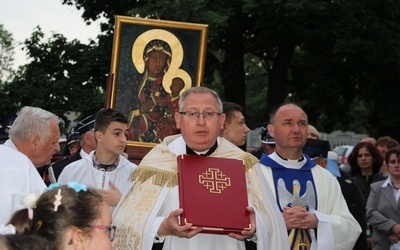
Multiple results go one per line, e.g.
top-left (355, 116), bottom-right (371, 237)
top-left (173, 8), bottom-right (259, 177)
top-left (177, 154), bottom-right (251, 234)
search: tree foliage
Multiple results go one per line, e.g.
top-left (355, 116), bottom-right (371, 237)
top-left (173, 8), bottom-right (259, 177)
top-left (0, 24), bottom-right (14, 83)
top-left (0, 27), bottom-right (106, 131)
top-left (3, 0), bottom-right (400, 140)
top-left (286, 0), bottom-right (400, 139)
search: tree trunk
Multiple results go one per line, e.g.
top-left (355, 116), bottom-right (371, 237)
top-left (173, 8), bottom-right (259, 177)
top-left (266, 43), bottom-right (296, 117)
top-left (221, 4), bottom-right (246, 110)
top-left (222, 45), bottom-right (245, 107)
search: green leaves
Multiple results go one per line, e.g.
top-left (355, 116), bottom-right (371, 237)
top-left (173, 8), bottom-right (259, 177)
top-left (0, 24), bottom-right (14, 82)
top-left (0, 27), bottom-right (105, 133)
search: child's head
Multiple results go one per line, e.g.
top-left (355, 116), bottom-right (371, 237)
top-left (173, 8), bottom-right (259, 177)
top-left (0, 234), bottom-right (50, 250)
top-left (9, 183), bottom-right (115, 250)
top-left (170, 77), bottom-right (185, 96)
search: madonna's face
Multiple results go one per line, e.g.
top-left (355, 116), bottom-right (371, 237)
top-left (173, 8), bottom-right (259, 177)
top-left (147, 50), bottom-right (168, 78)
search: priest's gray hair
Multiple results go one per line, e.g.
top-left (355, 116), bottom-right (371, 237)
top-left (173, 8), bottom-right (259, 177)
top-left (179, 86), bottom-right (223, 113)
top-left (9, 106), bottom-right (63, 143)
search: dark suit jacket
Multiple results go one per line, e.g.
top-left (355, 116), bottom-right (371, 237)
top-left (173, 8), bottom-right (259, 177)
top-left (367, 180), bottom-right (400, 250)
top-left (337, 170), bottom-right (368, 250)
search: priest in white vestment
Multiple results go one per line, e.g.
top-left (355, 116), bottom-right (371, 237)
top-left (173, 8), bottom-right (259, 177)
top-left (259, 103), bottom-right (361, 250)
top-left (0, 145), bottom-right (46, 224)
top-left (113, 87), bottom-right (290, 250)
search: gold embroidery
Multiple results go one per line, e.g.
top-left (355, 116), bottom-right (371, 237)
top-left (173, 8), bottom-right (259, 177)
top-left (289, 228), bottom-right (311, 250)
top-left (239, 153), bottom-right (259, 172)
top-left (129, 167), bottom-right (178, 187)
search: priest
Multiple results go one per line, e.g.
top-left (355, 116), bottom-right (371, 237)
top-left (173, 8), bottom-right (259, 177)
top-left (113, 87), bottom-right (290, 250)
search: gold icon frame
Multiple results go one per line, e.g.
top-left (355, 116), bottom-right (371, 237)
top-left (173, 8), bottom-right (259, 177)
top-left (106, 16), bottom-right (208, 161)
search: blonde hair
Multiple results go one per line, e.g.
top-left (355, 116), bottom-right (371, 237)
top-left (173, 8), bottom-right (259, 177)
top-left (308, 125), bottom-right (321, 139)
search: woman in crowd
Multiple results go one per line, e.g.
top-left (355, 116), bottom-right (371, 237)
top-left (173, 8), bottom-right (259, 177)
top-left (348, 141), bottom-right (386, 204)
top-left (5, 183), bottom-right (116, 250)
top-left (367, 147), bottom-right (400, 249)
top-left (348, 141), bottom-right (386, 249)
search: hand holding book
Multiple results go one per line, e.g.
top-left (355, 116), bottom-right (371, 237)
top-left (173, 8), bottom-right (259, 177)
top-left (158, 208), bottom-right (202, 238)
top-left (228, 206), bottom-right (256, 240)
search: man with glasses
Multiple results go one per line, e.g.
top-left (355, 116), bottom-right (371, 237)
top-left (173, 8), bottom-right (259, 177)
top-left (113, 86), bottom-right (289, 250)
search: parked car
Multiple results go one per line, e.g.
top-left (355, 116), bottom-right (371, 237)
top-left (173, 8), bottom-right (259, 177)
top-left (333, 145), bottom-right (354, 173)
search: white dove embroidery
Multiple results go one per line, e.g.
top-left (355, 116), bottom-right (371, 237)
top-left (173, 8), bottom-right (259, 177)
top-left (277, 178), bottom-right (316, 211)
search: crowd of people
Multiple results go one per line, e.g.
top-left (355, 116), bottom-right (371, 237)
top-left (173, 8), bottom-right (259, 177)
top-left (1, 86), bottom-right (400, 250)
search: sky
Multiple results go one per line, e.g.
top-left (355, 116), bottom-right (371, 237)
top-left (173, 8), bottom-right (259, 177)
top-left (0, 0), bottom-right (103, 69)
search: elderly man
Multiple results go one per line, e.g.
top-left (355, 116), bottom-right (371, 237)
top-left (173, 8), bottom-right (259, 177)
top-left (4, 106), bottom-right (61, 167)
top-left (113, 87), bottom-right (289, 250)
top-left (259, 103), bottom-right (361, 250)
top-left (1, 106), bottom-right (60, 224)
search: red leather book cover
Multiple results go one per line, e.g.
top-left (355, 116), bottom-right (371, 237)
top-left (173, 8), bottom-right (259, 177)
top-left (177, 154), bottom-right (251, 234)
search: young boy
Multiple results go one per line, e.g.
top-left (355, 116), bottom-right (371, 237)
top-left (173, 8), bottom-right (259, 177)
top-left (58, 108), bottom-right (137, 209)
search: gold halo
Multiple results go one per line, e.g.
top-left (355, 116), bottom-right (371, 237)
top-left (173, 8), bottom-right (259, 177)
top-left (132, 29), bottom-right (183, 74)
top-left (163, 69), bottom-right (192, 95)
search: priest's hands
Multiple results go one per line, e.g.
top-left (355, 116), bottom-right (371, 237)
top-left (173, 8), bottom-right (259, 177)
top-left (388, 234), bottom-right (399, 244)
top-left (158, 208), bottom-right (202, 238)
top-left (229, 206), bottom-right (256, 240)
top-left (158, 207), bottom-right (256, 240)
top-left (97, 181), bottom-right (121, 206)
top-left (391, 224), bottom-right (400, 238)
top-left (282, 206), bottom-right (318, 230)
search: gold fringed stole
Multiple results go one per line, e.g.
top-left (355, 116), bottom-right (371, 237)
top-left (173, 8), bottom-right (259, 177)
top-left (129, 167), bottom-right (178, 187)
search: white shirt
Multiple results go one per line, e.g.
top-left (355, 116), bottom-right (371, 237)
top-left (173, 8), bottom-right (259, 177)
top-left (0, 145), bottom-right (46, 224)
top-left (58, 151), bottom-right (137, 210)
top-left (381, 178), bottom-right (400, 203)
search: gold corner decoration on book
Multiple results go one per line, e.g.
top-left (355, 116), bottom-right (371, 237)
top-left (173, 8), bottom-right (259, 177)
top-left (178, 154), bottom-right (251, 234)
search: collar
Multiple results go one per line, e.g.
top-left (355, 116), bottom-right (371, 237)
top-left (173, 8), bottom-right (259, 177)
top-left (80, 149), bottom-right (90, 159)
top-left (260, 151), bottom-right (316, 170)
top-left (3, 139), bottom-right (17, 151)
top-left (186, 141), bottom-right (218, 156)
top-left (275, 151), bottom-right (304, 162)
top-left (382, 177), bottom-right (400, 190)
top-left (92, 152), bottom-right (120, 172)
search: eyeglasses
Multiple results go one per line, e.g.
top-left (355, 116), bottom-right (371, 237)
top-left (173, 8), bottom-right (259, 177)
top-left (83, 225), bottom-right (116, 241)
top-left (178, 111), bottom-right (222, 120)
